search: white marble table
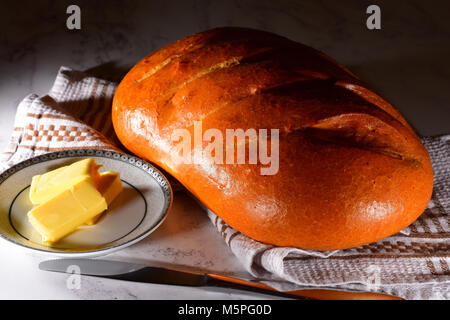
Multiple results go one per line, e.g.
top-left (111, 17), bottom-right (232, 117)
top-left (0, 0), bottom-right (449, 299)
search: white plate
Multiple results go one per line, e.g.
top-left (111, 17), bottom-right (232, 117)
top-left (0, 149), bottom-right (172, 257)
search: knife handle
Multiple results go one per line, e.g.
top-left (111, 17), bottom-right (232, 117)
top-left (205, 274), bottom-right (311, 299)
top-left (206, 274), bottom-right (402, 300)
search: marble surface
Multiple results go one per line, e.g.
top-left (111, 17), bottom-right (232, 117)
top-left (0, 0), bottom-right (449, 299)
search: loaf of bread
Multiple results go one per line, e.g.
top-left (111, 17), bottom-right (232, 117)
top-left (112, 27), bottom-right (433, 250)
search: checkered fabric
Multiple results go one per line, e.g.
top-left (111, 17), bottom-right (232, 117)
top-left (0, 67), bottom-right (119, 171)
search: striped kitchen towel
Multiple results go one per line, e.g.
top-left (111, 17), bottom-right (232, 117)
top-left (0, 67), bottom-right (120, 172)
top-left (1, 67), bottom-right (449, 299)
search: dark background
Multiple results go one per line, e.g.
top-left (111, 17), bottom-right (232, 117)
top-left (0, 0), bottom-right (449, 139)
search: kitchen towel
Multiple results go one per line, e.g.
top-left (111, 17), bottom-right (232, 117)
top-left (0, 67), bottom-right (120, 170)
top-left (1, 67), bottom-right (448, 299)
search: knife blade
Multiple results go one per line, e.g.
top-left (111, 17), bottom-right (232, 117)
top-left (39, 259), bottom-right (402, 300)
top-left (39, 258), bottom-right (305, 299)
top-left (39, 258), bottom-right (210, 287)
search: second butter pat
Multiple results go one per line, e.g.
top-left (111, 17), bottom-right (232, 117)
top-left (85, 171), bottom-right (123, 225)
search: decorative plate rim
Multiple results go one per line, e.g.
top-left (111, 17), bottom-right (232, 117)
top-left (0, 148), bottom-right (173, 256)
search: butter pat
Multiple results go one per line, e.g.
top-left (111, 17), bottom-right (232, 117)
top-left (28, 177), bottom-right (107, 244)
top-left (85, 171), bottom-right (123, 225)
top-left (29, 158), bottom-right (102, 205)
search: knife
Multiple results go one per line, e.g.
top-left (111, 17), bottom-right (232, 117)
top-left (39, 259), bottom-right (401, 300)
